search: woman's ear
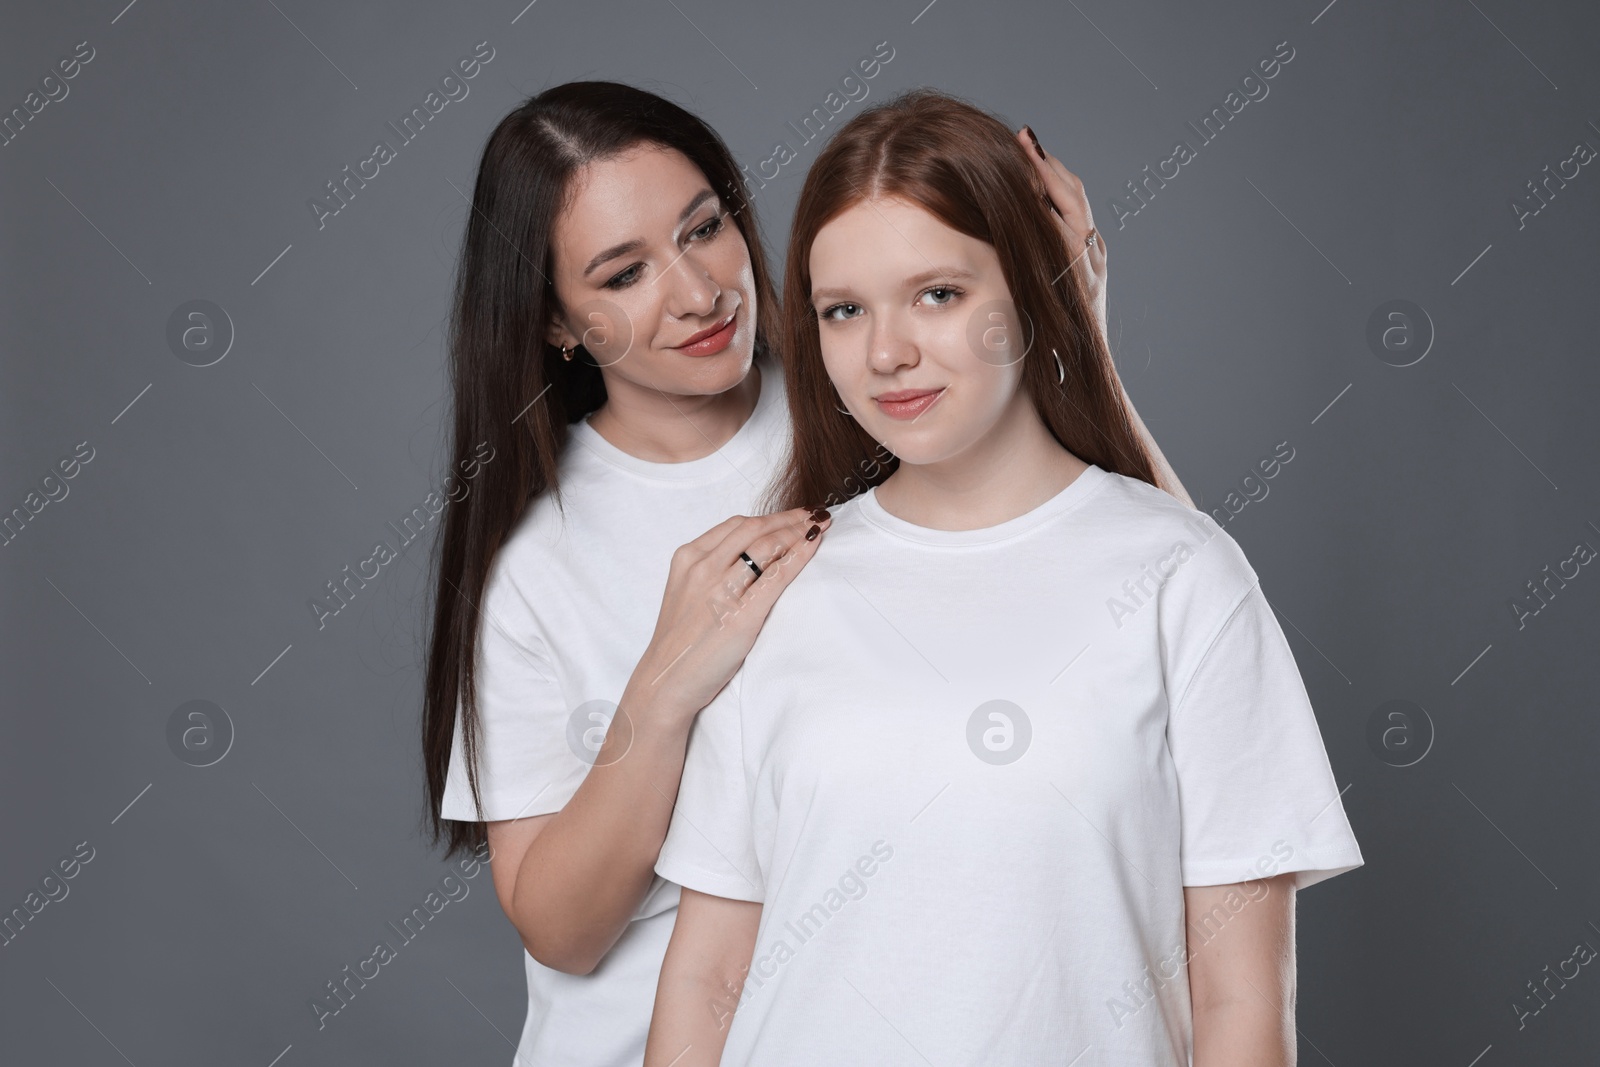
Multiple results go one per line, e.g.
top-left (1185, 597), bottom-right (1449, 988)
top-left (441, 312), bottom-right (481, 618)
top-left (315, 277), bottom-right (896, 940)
top-left (544, 314), bottom-right (573, 351)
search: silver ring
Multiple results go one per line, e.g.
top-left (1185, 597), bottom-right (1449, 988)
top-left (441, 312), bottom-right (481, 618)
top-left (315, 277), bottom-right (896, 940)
top-left (1085, 229), bottom-right (1098, 249)
top-left (739, 551), bottom-right (762, 580)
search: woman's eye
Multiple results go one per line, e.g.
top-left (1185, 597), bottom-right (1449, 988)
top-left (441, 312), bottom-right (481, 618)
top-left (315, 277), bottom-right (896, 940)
top-left (819, 302), bottom-right (862, 322)
top-left (604, 264), bottom-right (642, 290)
top-left (691, 213), bottom-right (725, 241)
top-left (605, 215), bottom-right (723, 290)
top-left (919, 285), bottom-right (961, 307)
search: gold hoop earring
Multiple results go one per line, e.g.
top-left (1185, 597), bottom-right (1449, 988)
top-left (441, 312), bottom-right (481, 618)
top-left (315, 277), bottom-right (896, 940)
top-left (560, 344), bottom-right (574, 362)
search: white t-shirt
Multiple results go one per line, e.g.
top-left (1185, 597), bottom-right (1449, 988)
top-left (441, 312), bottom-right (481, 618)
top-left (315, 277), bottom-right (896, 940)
top-left (654, 462), bottom-right (1364, 1066)
top-left (439, 352), bottom-right (789, 1067)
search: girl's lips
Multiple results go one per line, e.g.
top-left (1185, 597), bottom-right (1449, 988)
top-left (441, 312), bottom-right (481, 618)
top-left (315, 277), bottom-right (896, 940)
top-left (873, 388), bottom-right (944, 421)
top-left (673, 311), bottom-right (739, 356)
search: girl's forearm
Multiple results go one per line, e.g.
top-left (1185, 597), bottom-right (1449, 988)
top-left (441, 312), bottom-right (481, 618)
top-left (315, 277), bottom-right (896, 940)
top-left (509, 681), bottom-right (696, 974)
top-left (1191, 997), bottom-right (1295, 1067)
top-left (644, 963), bottom-right (738, 1067)
top-left (646, 892), bottom-right (759, 1066)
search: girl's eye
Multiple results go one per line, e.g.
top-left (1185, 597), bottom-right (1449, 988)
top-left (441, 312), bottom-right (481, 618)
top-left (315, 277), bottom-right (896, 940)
top-left (919, 285), bottom-right (961, 307)
top-left (818, 302), bottom-right (863, 322)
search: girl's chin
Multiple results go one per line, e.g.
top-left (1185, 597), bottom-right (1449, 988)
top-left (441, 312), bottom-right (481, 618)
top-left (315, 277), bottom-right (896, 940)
top-left (867, 439), bottom-right (952, 468)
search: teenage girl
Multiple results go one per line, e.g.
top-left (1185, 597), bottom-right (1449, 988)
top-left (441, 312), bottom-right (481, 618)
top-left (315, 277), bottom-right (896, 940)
top-left (421, 82), bottom-right (1189, 1066)
top-left (647, 89), bottom-right (1363, 1066)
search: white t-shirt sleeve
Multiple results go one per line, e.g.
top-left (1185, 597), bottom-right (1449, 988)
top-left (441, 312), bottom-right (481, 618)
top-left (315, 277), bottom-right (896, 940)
top-left (439, 561), bottom-right (583, 823)
top-left (1166, 580), bottom-right (1365, 890)
top-left (654, 668), bottom-right (765, 902)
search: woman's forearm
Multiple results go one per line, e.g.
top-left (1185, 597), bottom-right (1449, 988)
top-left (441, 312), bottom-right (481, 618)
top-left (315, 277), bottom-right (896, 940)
top-left (508, 679), bottom-right (696, 974)
top-left (1120, 381), bottom-right (1194, 509)
top-left (503, 509), bottom-right (830, 974)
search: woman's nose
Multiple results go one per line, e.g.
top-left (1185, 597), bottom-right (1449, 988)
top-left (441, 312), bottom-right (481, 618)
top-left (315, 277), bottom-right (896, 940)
top-left (663, 252), bottom-right (719, 318)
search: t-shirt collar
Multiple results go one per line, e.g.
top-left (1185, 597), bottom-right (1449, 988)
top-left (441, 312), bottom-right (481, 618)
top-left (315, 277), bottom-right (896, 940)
top-left (857, 463), bottom-right (1109, 547)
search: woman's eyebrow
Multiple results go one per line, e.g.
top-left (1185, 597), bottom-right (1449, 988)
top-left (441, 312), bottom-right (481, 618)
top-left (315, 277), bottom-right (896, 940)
top-left (581, 189), bottom-right (720, 278)
top-left (811, 265), bottom-right (977, 303)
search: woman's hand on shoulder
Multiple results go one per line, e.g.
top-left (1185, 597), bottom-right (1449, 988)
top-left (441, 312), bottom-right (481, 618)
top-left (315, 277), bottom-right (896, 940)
top-left (1016, 125), bottom-right (1108, 343)
top-left (629, 506), bottom-right (832, 725)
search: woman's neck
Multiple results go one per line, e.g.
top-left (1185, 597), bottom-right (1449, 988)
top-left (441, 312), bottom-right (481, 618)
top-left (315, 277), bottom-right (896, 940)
top-left (585, 358), bottom-right (762, 463)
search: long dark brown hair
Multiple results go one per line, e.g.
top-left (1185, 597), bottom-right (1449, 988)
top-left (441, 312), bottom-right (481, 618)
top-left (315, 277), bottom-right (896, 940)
top-left (773, 89), bottom-right (1157, 511)
top-left (422, 82), bottom-right (780, 860)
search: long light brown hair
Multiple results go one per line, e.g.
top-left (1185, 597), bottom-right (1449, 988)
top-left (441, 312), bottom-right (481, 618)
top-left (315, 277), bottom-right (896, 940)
top-left (770, 89), bottom-right (1157, 512)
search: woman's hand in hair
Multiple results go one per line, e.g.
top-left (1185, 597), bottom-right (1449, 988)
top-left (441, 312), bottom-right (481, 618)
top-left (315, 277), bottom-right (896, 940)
top-left (1018, 126), bottom-right (1108, 344)
top-left (1017, 125), bottom-right (1192, 507)
top-left (627, 507), bottom-right (832, 725)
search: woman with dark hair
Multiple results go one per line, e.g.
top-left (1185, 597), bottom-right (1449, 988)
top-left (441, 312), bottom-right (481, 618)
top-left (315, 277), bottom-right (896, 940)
top-left (648, 89), bottom-right (1362, 1066)
top-left (421, 81), bottom-right (1187, 1065)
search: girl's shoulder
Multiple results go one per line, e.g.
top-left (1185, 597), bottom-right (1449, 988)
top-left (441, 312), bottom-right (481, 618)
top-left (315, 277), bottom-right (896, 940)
top-left (1086, 469), bottom-right (1261, 617)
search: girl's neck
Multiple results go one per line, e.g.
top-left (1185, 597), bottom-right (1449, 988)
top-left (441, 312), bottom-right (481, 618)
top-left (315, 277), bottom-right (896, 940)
top-left (873, 393), bottom-right (1088, 533)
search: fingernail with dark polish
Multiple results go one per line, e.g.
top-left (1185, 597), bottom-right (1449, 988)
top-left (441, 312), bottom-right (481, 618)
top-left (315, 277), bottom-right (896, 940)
top-left (809, 507), bottom-right (831, 522)
top-left (1025, 125), bottom-right (1046, 160)
top-left (805, 524), bottom-right (821, 541)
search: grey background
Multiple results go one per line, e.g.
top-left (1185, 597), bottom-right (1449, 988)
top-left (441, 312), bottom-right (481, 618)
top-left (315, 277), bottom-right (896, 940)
top-left (3, 0), bottom-right (1597, 1063)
